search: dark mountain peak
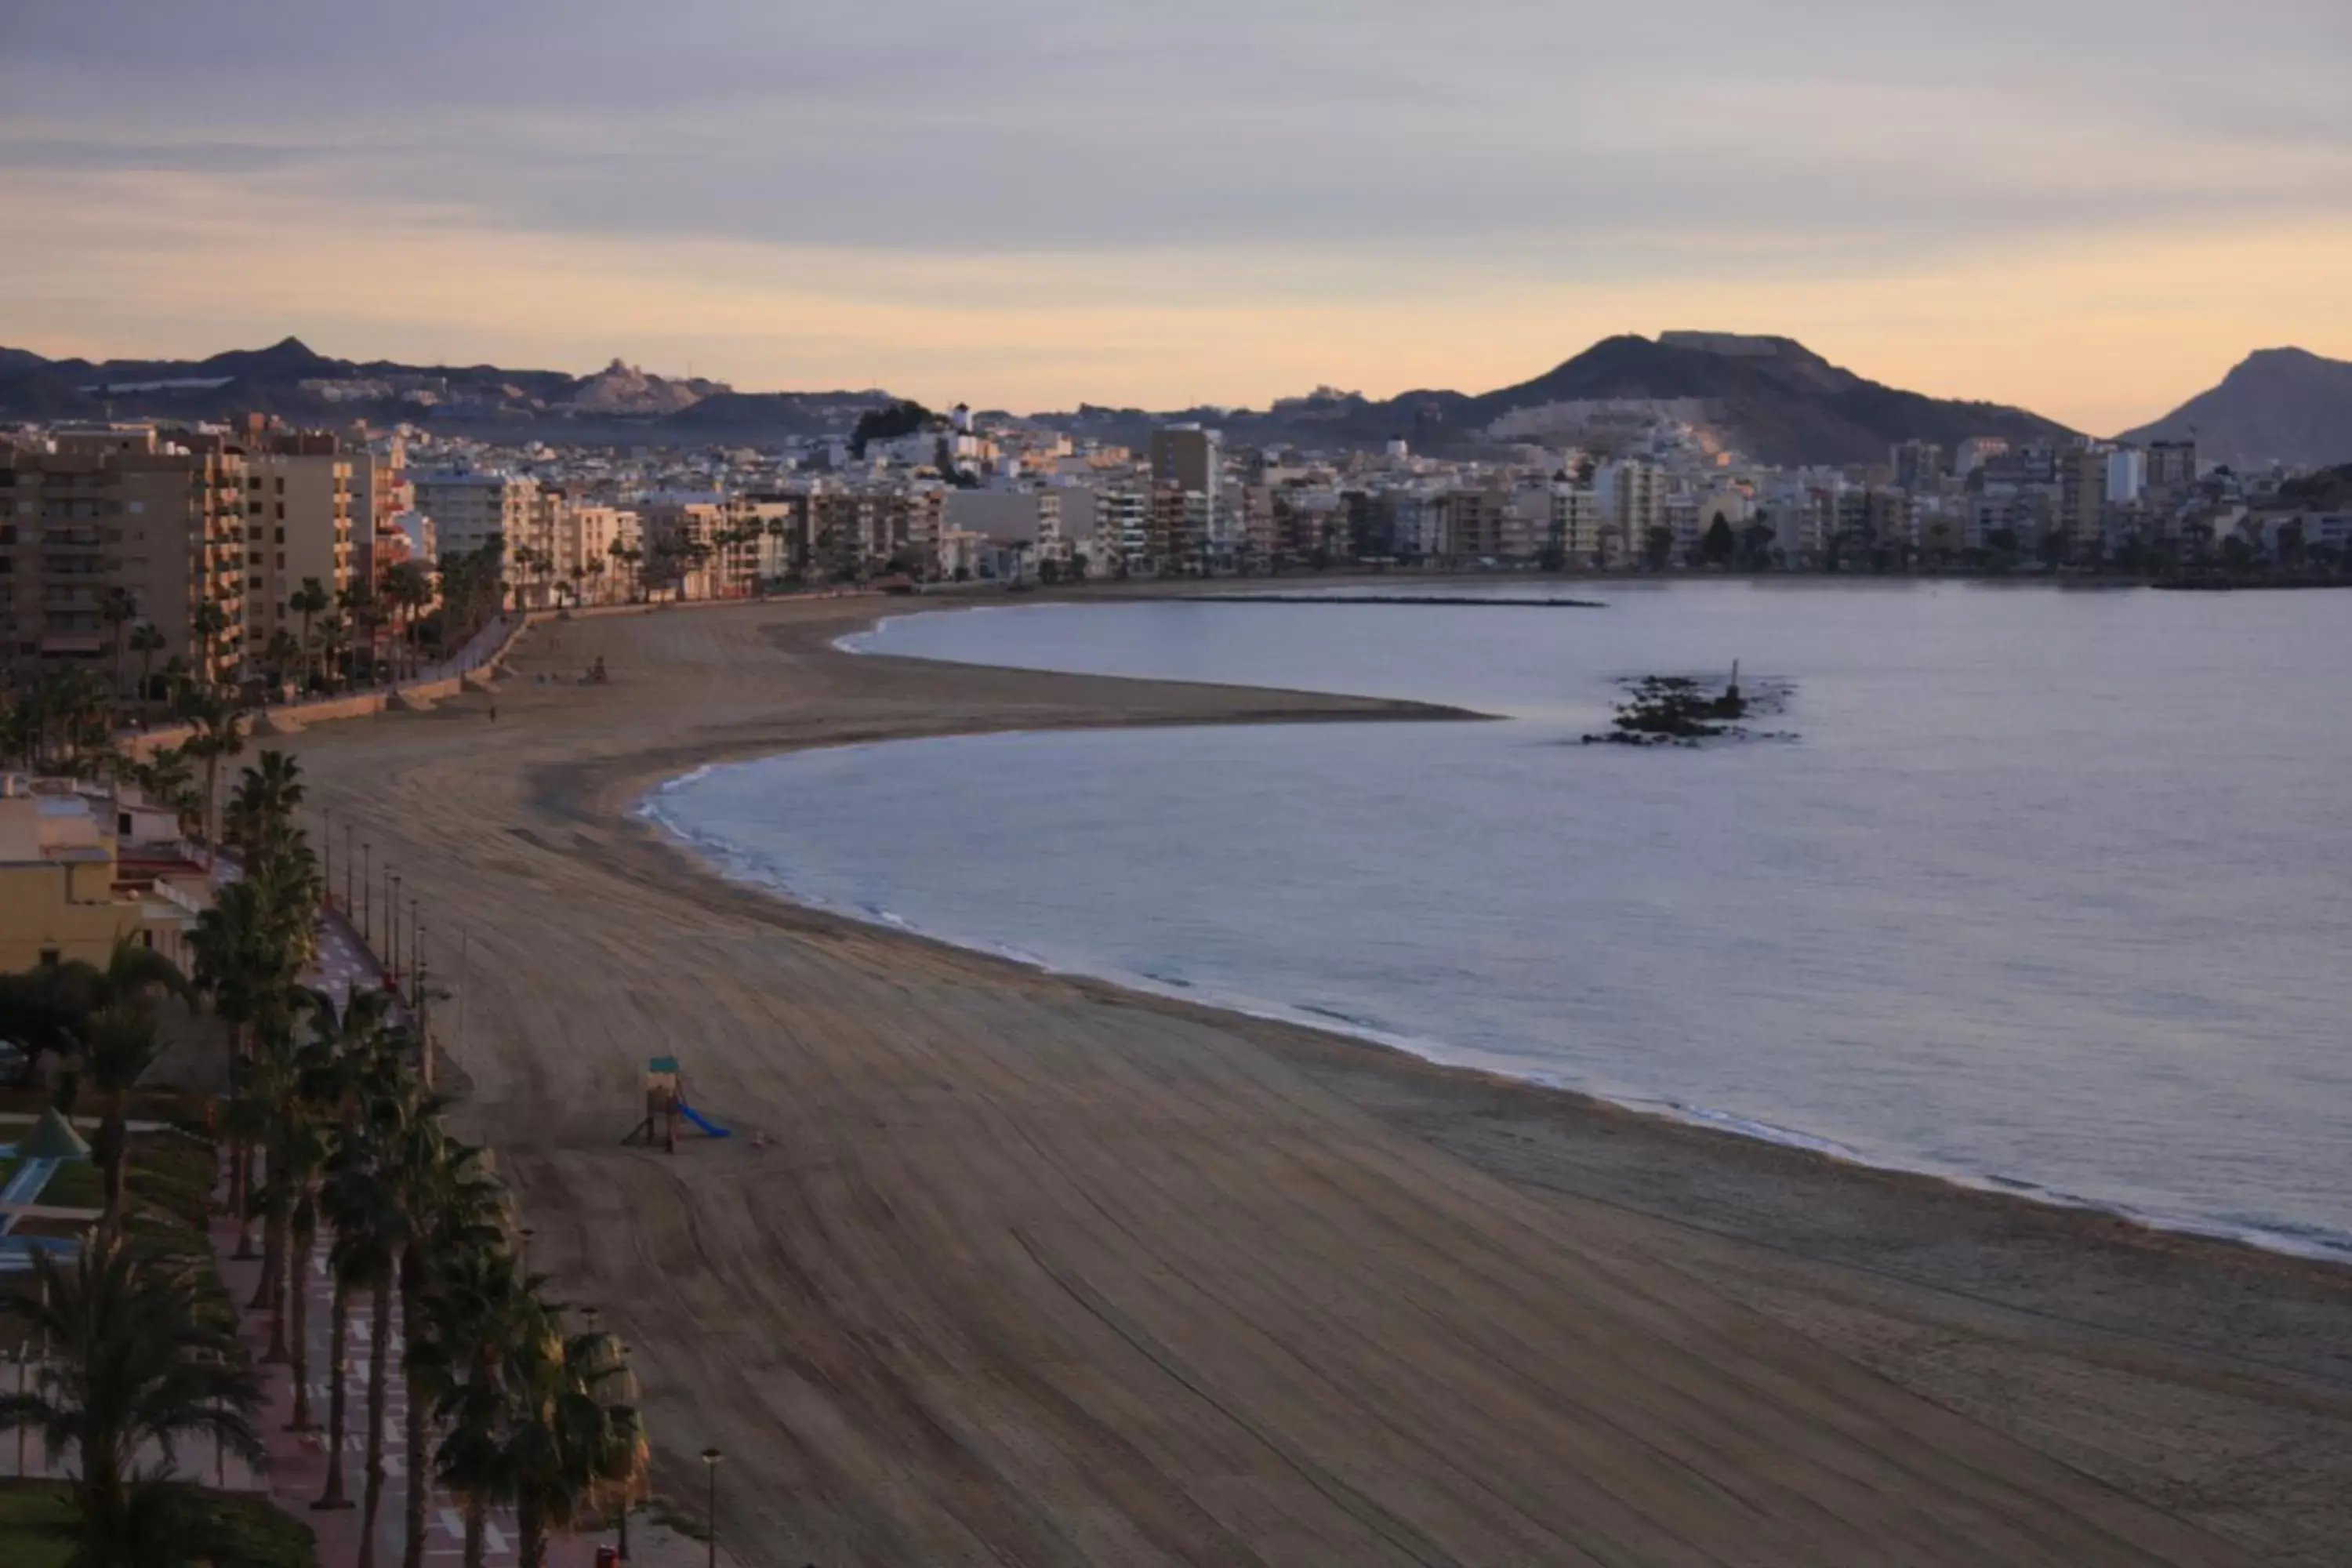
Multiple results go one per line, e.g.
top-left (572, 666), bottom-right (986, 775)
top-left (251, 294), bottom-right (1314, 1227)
top-left (195, 336), bottom-right (339, 378)
top-left (2120, 346), bottom-right (2352, 470)
top-left (2239, 346), bottom-right (2328, 366)
top-left (2224, 346), bottom-right (2339, 383)
top-left (0, 346), bottom-right (50, 374)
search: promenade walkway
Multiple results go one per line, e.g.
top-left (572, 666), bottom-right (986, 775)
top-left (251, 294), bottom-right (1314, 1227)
top-left (209, 904), bottom-right (732, 1567)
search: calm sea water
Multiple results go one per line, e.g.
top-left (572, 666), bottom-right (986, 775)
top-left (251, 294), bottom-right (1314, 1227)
top-left (649, 583), bottom-right (2352, 1260)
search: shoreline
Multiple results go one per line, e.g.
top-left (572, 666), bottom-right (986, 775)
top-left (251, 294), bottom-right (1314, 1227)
top-left (714, 600), bottom-right (2352, 1270)
top-left (282, 594), bottom-right (2352, 1567)
top-left (646, 762), bottom-right (2352, 1270)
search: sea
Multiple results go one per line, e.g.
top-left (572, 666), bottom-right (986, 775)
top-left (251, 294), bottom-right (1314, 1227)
top-left (644, 581), bottom-right (2352, 1261)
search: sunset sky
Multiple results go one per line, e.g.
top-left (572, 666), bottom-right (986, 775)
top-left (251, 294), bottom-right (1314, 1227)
top-left (6, 0), bottom-right (2348, 433)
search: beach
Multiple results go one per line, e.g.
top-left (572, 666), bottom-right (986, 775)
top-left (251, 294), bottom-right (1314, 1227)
top-left (285, 596), bottom-right (2352, 1567)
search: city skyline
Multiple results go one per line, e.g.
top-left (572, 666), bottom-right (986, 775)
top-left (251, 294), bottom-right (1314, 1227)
top-left (7, 0), bottom-right (2350, 433)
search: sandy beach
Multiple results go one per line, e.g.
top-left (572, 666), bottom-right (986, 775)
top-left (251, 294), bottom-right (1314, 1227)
top-left (284, 596), bottom-right (2352, 1567)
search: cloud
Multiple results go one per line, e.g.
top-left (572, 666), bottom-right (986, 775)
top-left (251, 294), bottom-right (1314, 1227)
top-left (4, 0), bottom-right (2348, 423)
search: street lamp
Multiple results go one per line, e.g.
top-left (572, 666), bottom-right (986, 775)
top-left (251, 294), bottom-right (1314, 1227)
top-left (322, 804), bottom-right (333, 909)
top-left (389, 872), bottom-right (403, 978)
top-left (699, 1448), bottom-right (723, 1568)
top-left (360, 842), bottom-right (372, 944)
top-left (612, 1334), bottom-right (635, 1565)
top-left (343, 822), bottom-right (356, 922)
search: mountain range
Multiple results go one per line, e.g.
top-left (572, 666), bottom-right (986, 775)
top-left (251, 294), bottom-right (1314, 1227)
top-left (0, 337), bottom-right (895, 445)
top-left (2, 332), bottom-right (2343, 470)
top-left (1045, 333), bottom-right (2074, 466)
top-left (2118, 347), bottom-right (2352, 473)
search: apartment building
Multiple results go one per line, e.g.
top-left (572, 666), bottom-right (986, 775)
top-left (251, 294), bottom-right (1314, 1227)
top-left (1595, 459), bottom-right (1667, 553)
top-left (1, 426), bottom-right (248, 689)
top-left (639, 494), bottom-right (731, 600)
top-left (1150, 425), bottom-right (1224, 565)
top-left (2057, 447), bottom-right (2109, 549)
top-left (2146, 439), bottom-right (2198, 493)
top-left (1094, 488), bottom-right (1149, 573)
top-left (1551, 485), bottom-right (1606, 565)
top-left (234, 431), bottom-right (354, 658)
top-left (410, 468), bottom-right (535, 561)
top-left (1437, 486), bottom-right (1508, 561)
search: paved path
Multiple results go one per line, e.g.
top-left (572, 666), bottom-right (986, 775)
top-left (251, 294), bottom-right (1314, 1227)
top-left (205, 898), bottom-right (722, 1567)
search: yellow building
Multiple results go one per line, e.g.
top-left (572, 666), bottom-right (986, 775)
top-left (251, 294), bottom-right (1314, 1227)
top-left (0, 779), bottom-right (201, 974)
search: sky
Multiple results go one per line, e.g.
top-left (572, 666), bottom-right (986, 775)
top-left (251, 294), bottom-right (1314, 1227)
top-left (5, 1), bottom-right (2350, 433)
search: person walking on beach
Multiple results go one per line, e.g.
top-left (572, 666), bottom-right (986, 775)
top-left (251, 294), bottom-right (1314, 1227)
top-left (488, 703), bottom-right (497, 722)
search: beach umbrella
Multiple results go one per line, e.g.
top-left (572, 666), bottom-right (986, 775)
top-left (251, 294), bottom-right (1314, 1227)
top-left (20, 1105), bottom-right (92, 1160)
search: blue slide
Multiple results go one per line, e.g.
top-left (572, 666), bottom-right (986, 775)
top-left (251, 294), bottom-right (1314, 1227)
top-left (677, 1103), bottom-right (731, 1138)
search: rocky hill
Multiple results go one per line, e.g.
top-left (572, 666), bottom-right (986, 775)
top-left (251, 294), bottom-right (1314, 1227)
top-left (2117, 348), bottom-right (2352, 472)
top-left (0, 338), bottom-right (892, 443)
top-left (1036, 333), bottom-right (2074, 466)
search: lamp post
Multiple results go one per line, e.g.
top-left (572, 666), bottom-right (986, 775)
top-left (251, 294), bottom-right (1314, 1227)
top-left (699, 1447), bottom-right (722, 1568)
top-left (389, 872), bottom-right (403, 981)
top-left (614, 1336), bottom-right (634, 1565)
top-left (456, 926), bottom-right (469, 1070)
top-left (416, 923), bottom-right (432, 1087)
top-left (343, 822), bottom-right (356, 922)
top-left (360, 842), bottom-right (372, 944)
top-left (322, 804), bottom-right (333, 909)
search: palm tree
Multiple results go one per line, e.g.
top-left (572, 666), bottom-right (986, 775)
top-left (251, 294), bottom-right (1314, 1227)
top-left (176, 687), bottom-right (246, 850)
top-left (192, 832), bottom-right (318, 1264)
top-left (129, 621), bottom-right (167, 706)
top-left (503, 1312), bottom-right (645, 1568)
top-left (389, 1120), bottom-right (506, 1568)
top-left (264, 628), bottom-right (305, 691)
top-left (338, 580), bottom-right (381, 684)
top-left (227, 750), bottom-right (307, 852)
top-left (285, 986), bottom-right (396, 1436)
top-left (318, 1078), bottom-right (401, 1544)
top-left (382, 563), bottom-right (434, 681)
top-left (192, 600), bottom-right (231, 686)
top-left (320, 1044), bottom-right (446, 1566)
top-left (0, 1233), bottom-right (265, 1568)
top-left (82, 1003), bottom-right (165, 1236)
top-left (317, 611), bottom-right (351, 690)
top-left (38, 933), bottom-right (191, 1232)
top-left (311, 1022), bottom-right (411, 1516)
top-left (101, 586), bottom-right (140, 706)
top-left (420, 1239), bottom-right (534, 1568)
top-left (291, 577), bottom-right (332, 691)
top-left (129, 743), bottom-right (200, 837)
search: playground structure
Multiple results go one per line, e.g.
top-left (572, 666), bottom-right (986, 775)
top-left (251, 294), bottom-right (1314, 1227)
top-left (622, 1054), bottom-right (731, 1152)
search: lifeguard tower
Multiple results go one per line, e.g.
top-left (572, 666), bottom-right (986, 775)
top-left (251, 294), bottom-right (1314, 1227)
top-left (622, 1055), bottom-right (730, 1152)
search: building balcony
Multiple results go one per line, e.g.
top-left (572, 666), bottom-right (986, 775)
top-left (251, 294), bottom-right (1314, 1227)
top-left (38, 634), bottom-right (106, 657)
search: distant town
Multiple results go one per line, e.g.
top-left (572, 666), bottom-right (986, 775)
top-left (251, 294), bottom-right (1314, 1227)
top-left (5, 368), bottom-right (2350, 703)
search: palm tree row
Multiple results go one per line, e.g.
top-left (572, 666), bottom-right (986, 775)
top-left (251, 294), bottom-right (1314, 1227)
top-left (195, 750), bottom-right (647, 1568)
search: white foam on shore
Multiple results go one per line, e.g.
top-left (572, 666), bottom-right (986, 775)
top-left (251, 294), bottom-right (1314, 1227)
top-left (637, 768), bottom-right (2352, 1269)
